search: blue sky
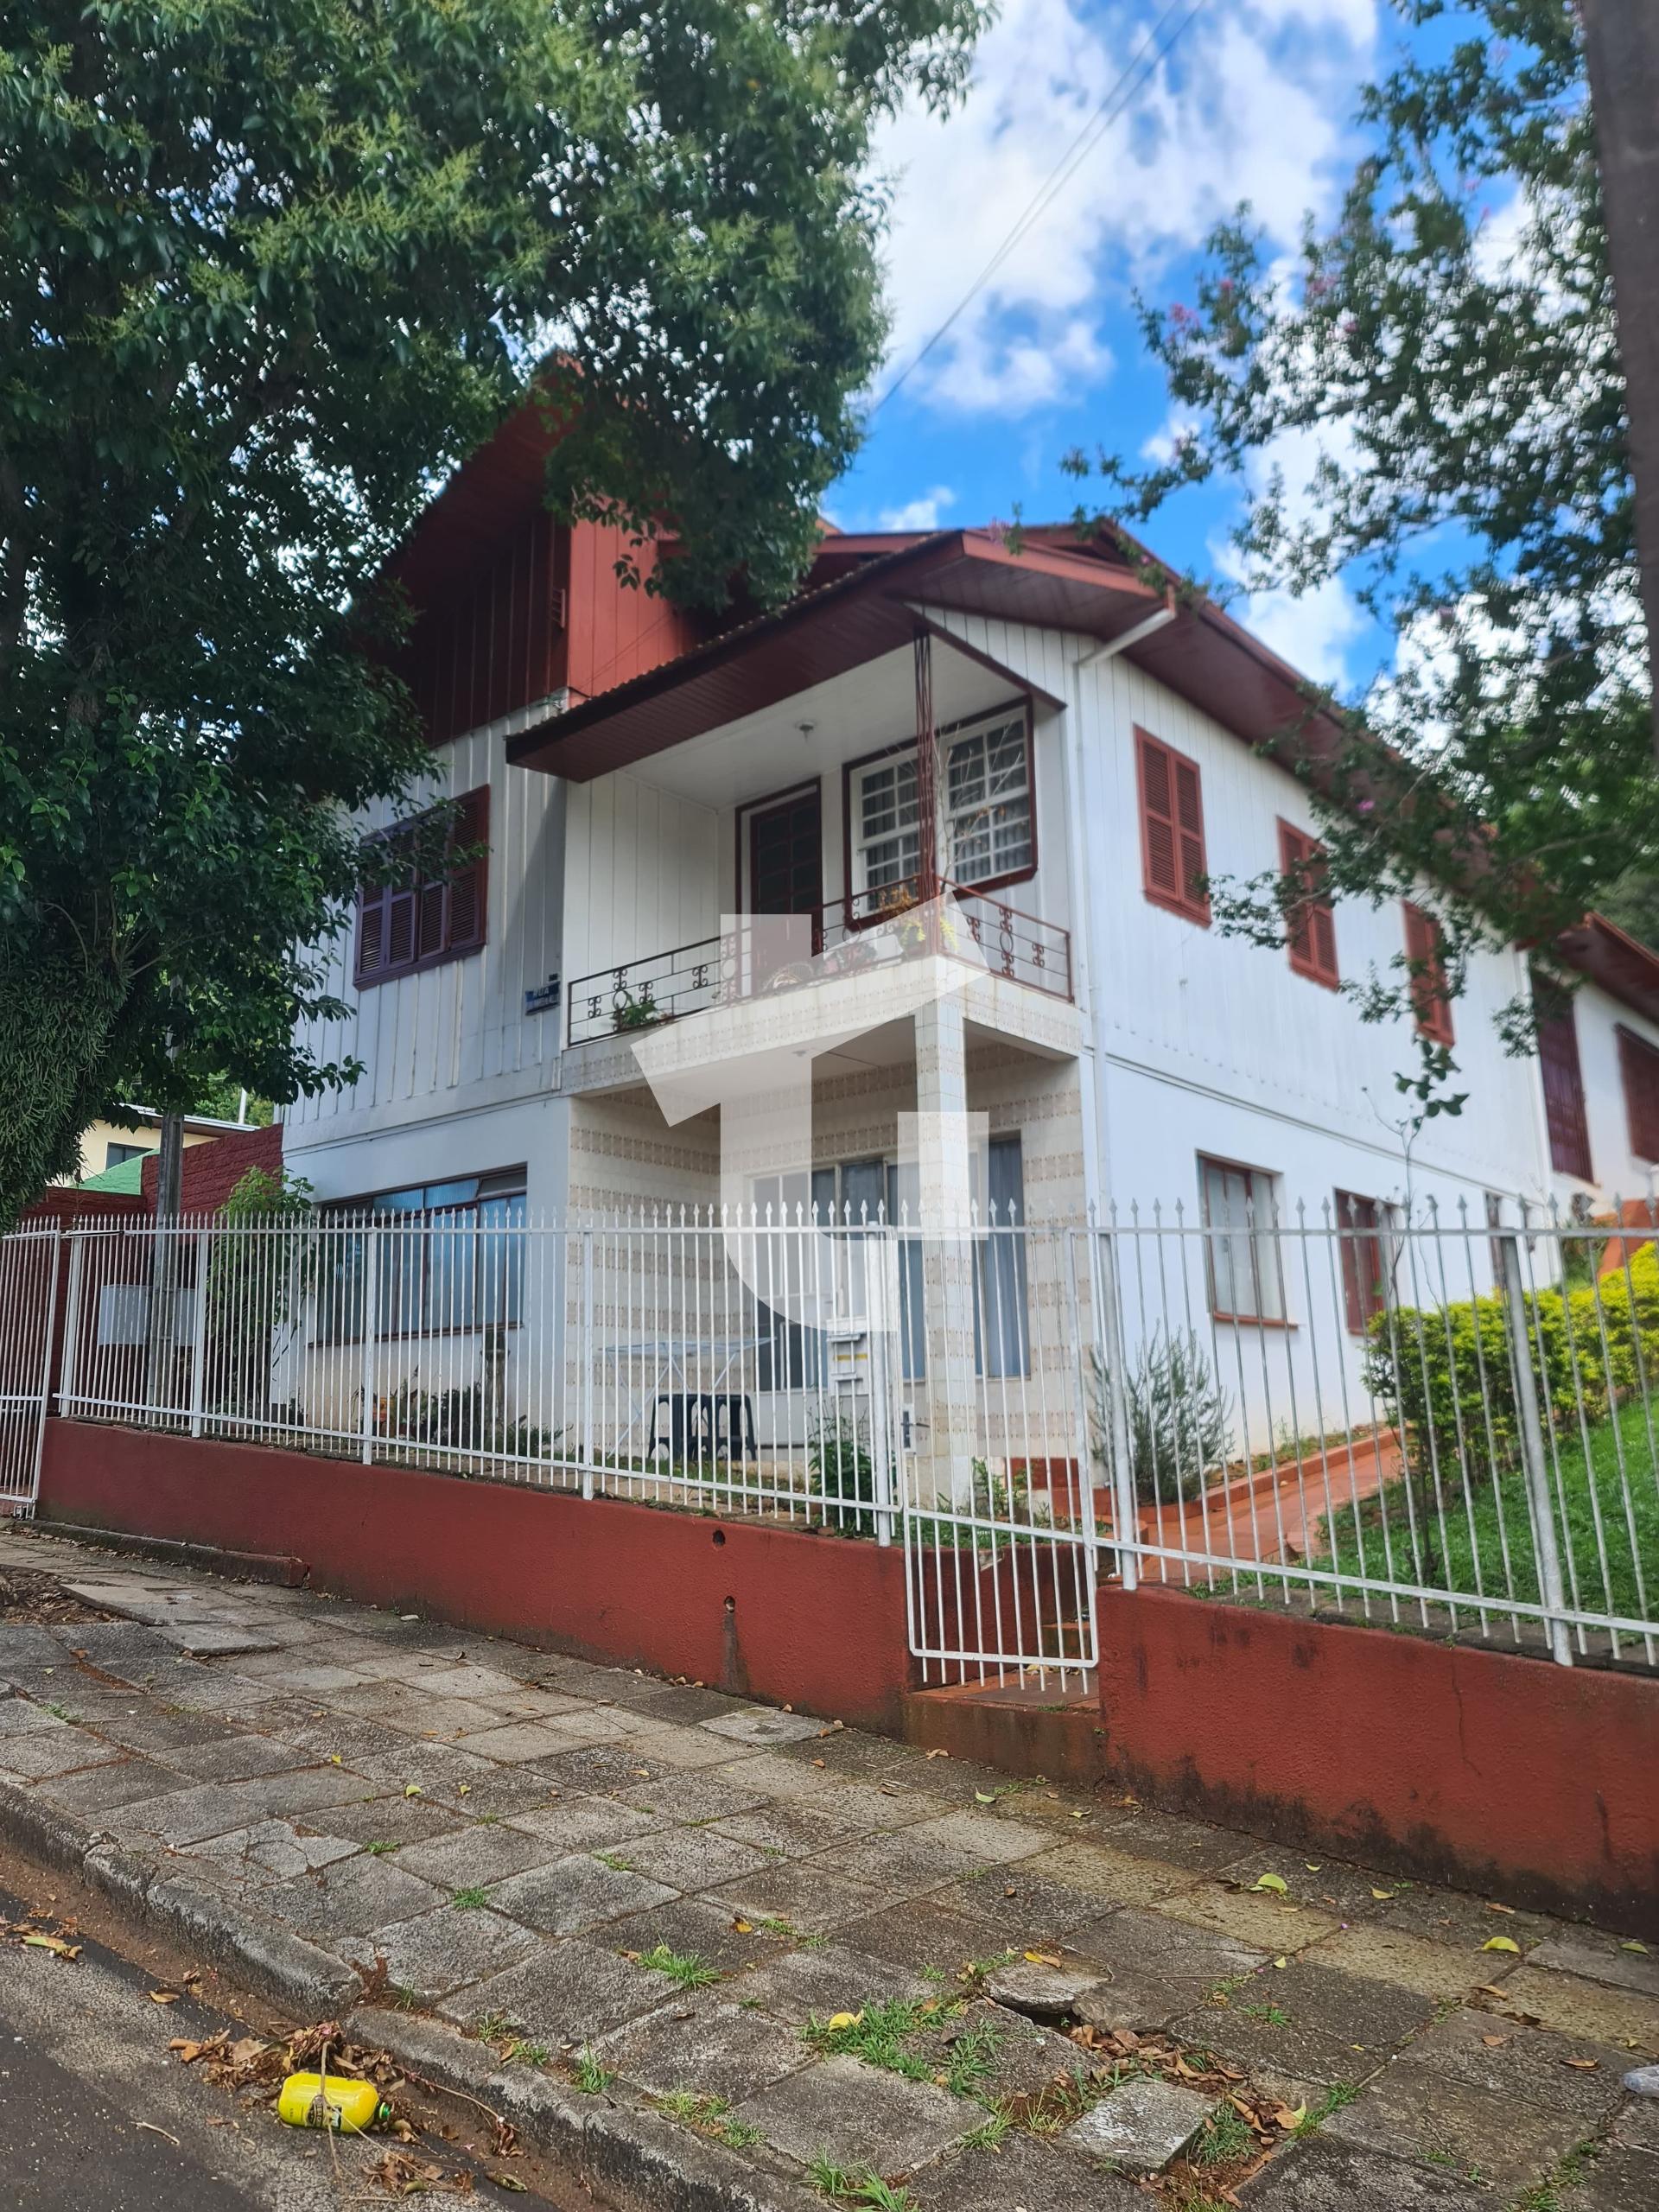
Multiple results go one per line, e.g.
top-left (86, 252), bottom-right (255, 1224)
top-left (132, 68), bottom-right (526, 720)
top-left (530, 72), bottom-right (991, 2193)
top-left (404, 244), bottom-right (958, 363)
top-left (830, 0), bottom-right (1389, 700)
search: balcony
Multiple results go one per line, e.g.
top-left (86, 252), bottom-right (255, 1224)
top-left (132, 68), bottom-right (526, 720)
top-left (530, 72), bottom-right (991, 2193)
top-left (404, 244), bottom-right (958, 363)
top-left (565, 883), bottom-right (1074, 1048)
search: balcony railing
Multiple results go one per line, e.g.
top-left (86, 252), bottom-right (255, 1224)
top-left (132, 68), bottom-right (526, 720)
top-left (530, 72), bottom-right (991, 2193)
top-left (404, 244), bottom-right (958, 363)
top-left (565, 883), bottom-right (1073, 1046)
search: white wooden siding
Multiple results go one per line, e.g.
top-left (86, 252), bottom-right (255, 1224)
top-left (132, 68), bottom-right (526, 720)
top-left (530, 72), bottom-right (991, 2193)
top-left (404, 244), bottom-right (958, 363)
top-left (562, 773), bottom-right (721, 987)
top-left (1554, 979), bottom-right (1659, 1209)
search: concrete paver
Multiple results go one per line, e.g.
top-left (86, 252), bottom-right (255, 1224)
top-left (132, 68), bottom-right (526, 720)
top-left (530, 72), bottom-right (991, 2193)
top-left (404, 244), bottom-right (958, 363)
top-left (2, 1525), bottom-right (1652, 2211)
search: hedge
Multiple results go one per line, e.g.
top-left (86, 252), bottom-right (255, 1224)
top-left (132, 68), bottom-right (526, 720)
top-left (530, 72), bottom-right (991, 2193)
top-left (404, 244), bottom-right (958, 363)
top-left (1363, 1243), bottom-right (1659, 1476)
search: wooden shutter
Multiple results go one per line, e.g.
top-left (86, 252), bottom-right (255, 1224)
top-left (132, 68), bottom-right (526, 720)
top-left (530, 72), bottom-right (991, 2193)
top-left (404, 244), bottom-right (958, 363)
top-left (1534, 976), bottom-right (1592, 1181)
top-left (1402, 901), bottom-right (1453, 1046)
top-left (1619, 1026), bottom-right (1659, 1162)
top-left (1279, 821), bottom-right (1338, 988)
top-left (1136, 729), bottom-right (1208, 922)
top-left (447, 786), bottom-right (489, 951)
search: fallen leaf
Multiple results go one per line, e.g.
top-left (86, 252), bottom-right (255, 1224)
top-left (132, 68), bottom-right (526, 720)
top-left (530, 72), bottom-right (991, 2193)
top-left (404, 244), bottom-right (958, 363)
top-left (1621, 1941), bottom-right (1649, 1955)
top-left (149, 1989), bottom-right (181, 2005)
top-left (404, 1784), bottom-right (423, 1797)
top-left (1563, 2057), bottom-right (1600, 2071)
top-left (489, 2178), bottom-right (528, 2194)
top-left (925, 1747), bottom-right (950, 1759)
top-left (1304, 1863), bottom-right (1323, 1872)
top-left (1272, 1957), bottom-right (1287, 1970)
top-left (1024, 1952), bottom-right (1063, 1967)
top-left (1480, 2035), bottom-right (1510, 2049)
top-left (21, 1932), bottom-right (81, 1960)
top-left (731, 1919), bottom-right (753, 1935)
top-left (329, 1755), bottom-right (342, 1766)
top-left (168, 2038), bottom-right (210, 2064)
top-left (1370, 1889), bottom-right (1394, 1902)
top-left (826, 2012), bottom-right (862, 2031)
top-left (1270, 2102), bottom-right (1306, 2130)
top-left (974, 1791), bottom-right (997, 1805)
top-left (1252, 1873), bottom-right (1289, 1896)
top-left (1485, 1900), bottom-right (1516, 1915)
top-left (457, 1784), bottom-right (471, 1797)
top-left (1482, 1936), bottom-right (1522, 1955)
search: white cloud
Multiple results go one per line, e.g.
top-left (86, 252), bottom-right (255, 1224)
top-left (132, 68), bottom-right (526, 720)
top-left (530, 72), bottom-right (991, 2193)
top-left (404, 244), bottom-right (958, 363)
top-left (878, 486), bottom-right (959, 531)
top-left (872, 0), bottom-right (1378, 417)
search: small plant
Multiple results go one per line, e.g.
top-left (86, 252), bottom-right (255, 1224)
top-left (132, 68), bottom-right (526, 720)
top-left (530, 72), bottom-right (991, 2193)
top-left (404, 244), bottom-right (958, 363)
top-left (594, 1851), bottom-right (634, 1873)
top-left (1091, 1329), bottom-right (1231, 1505)
top-left (960, 2112), bottom-right (1011, 2151)
top-left (639, 1944), bottom-right (720, 1991)
top-left (808, 1411), bottom-right (878, 1536)
top-left (505, 2040), bottom-right (551, 2068)
top-left (653, 2091), bottom-right (762, 2148)
top-left (472, 2010), bottom-right (512, 2043)
top-left (1294, 2082), bottom-right (1358, 2136)
top-left (612, 985), bottom-right (660, 1032)
top-left (807, 2161), bottom-right (915, 2209)
top-left (941, 2017), bottom-right (1003, 2099)
top-left (451, 1887), bottom-right (490, 1910)
top-left (573, 2048), bottom-right (613, 2094)
top-left (1195, 2104), bottom-right (1255, 2166)
top-left (364, 1839), bottom-right (398, 1855)
top-left (1239, 2001), bottom-right (1290, 2024)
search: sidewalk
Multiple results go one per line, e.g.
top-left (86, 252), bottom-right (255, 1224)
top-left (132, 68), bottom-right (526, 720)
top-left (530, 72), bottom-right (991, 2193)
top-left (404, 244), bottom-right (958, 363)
top-left (2, 1525), bottom-right (1656, 2212)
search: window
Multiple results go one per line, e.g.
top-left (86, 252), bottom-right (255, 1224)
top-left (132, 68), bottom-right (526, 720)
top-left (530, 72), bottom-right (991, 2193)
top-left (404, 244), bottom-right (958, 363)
top-left (319, 1172), bottom-right (525, 1341)
top-left (105, 1141), bottom-right (148, 1169)
top-left (1279, 821), bottom-right (1338, 988)
top-left (355, 787), bottom-right (489, 988)
top-left (976, 1135), bottom-right (1029, 1378)
top-left (846, 707), bottom-right (1035, 917)
top-left (1402, 900), bottom-right (1453, 1046)
top-left (1618, 1025), bottom-right (1659, 1164)
top-left (1199, 1157), bottom-right (1285, 1322)
top-left (1136, 728), bottom-right (1209, 923)
top-left (1335, 1191), bottom-right (1393, 1333)
top-left (944, 710), bottom-right (1033, 887)
top-left (1533, 972), bottom-right (1592, 1182)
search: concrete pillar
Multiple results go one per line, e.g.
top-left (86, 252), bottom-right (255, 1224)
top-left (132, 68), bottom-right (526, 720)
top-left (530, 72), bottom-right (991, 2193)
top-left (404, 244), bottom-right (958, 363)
top-left (911, 990), bottom-right (980, 1506)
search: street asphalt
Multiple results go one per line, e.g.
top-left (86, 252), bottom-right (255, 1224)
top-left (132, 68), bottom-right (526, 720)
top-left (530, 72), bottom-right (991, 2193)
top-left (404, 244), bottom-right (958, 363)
top-left (0, 1881), bottom-right (482, 2212)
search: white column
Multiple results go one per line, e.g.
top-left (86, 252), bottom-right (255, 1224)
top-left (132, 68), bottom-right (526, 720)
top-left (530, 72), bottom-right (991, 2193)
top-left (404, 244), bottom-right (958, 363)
top-left (912, 992), bottom-right (980, 1505)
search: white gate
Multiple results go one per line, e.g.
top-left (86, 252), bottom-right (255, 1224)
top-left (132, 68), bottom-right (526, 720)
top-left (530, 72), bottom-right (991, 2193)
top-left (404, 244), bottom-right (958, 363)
top-left (899, 1222), bottom-right (1101, 1688)
top-left (0, 1227), bottom-right (61, 1516)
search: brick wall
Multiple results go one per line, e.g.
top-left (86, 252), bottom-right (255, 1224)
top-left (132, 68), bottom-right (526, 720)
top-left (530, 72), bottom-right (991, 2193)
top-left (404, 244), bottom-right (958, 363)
top-left (139, 1122), bottom-right (283, 1214)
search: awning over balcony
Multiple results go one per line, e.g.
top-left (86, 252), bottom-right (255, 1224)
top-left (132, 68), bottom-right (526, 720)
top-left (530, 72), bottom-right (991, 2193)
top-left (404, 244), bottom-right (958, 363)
top-left (505, 524), bottom-right (1358, 790)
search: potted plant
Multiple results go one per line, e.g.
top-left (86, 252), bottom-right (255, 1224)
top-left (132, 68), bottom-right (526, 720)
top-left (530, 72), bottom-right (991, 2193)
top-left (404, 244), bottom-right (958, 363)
top-left (612, 985), bottom-right (660, 1032)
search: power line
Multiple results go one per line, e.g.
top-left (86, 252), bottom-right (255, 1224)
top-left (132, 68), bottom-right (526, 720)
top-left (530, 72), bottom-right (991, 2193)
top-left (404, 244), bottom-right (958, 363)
top-left (868, 0), bottom-right (1214, 421)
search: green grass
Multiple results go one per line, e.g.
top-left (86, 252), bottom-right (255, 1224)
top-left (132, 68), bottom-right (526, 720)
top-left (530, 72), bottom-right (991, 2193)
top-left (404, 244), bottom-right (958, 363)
top-left (451, 1886), bottom-right (490, 1910)
top-left (505, 2040), bottom-right (551, 2068)
top-left (803, 1999), bottom-right (953, 2084)
top-left (573, 2049), bottom-right (613, 2094)
top-left (652, 2091), bottom-right (763, 2149)
top-left (1294, 2083), bottom-right (1357, 2136)
top-left (1318, 1393), bottom-right (1659, 1624)
top-left (639, 1944), bottom-right (721, 1990)
top-left (594, 1851), bottom-right (634, 1872)
top-left (1194, 2105), bottom-right (1254, 2166)
top-left (806, 2161), bottom-right (915, 2209)
top-left (364, 1839), bottom-right (398, 1855)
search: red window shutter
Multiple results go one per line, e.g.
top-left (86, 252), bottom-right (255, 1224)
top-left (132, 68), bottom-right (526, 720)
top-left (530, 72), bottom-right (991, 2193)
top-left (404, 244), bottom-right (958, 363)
top-left (1534, 977), bottom-right (1592, 1181)
top-left (1403, 901), bottom-right (1453, 1046)
top-left (1137, 729), bottom-right (1208, 921)
top-left (1619, 1027), bottom-right (1659, 1162)
top-left (1279, 821), bottom-right (1338, 987)
top-left (447, 786), bottom-right (489, 951)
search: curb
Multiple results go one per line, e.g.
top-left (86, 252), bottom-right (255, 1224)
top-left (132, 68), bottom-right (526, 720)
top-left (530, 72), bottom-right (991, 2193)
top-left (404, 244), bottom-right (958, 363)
top-left (0, 1780), bottom-right (357, 2018)
top-left (18, 1519), bottom-right (308, 1587)
top-left (353, 2007), bottom-right (829, 2212)
top-left (0, 1780), bottom-right (828, 2211)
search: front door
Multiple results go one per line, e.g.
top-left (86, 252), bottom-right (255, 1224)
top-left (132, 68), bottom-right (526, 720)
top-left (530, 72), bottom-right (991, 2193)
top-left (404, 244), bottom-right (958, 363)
top-left (747, 788), bottom-right (822, 979)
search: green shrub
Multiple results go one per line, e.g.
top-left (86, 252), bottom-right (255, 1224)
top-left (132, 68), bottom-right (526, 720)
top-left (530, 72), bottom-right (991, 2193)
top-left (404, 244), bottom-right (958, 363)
top-left (809, 1411), bottom-right (877, 1534)
top-left (1119, 1328), bottom-right (1232, 1506)
top-left (1363, 1243), bottom-right (1659, 1480)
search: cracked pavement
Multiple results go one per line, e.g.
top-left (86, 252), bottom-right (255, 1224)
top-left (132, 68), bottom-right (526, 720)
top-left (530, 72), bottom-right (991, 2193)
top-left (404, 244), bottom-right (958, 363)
top-left (2, 1525), bottom-right (1656, 2210)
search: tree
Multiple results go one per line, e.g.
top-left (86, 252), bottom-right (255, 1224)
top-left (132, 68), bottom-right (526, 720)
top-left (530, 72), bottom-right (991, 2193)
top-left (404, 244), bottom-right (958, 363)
top-left (0, 0), bottom-right (985, 1227)
top-left (1067, 0), bottom-right (1659, 1103)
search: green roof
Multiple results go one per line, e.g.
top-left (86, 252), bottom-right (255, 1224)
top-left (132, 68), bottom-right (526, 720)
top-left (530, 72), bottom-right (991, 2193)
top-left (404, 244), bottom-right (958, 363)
top-left (78, 1156), bottom-right (146, 1193)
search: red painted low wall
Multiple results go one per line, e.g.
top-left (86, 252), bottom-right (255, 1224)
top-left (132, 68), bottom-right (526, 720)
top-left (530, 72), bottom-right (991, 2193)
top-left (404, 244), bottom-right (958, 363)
top-left (1097, 1585), bottom-right (1659, 1936)
top-left (39, 1420), bottom-right (912, 1732)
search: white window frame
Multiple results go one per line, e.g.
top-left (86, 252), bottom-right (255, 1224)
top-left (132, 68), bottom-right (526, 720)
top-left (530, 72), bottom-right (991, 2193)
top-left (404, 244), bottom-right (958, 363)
top-left (848, 703), bottom-right (1034, 911)
top-left (1198, 1155), bottom-right (1287, 1325)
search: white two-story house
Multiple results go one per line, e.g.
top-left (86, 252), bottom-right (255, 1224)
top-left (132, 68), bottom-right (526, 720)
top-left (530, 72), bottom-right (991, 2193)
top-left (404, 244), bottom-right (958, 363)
top-left (280, 419), bottom-right (1659, 1481)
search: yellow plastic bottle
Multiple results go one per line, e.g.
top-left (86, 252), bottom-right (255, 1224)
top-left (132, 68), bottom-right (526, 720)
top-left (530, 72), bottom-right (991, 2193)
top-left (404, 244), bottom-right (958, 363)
top-left (276, 2072), bottom-right (387, 2133)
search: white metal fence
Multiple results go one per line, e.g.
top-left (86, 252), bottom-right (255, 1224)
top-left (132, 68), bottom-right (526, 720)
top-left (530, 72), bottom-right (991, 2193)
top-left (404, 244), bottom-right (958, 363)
top-left (24, 1198), bottom-right (1659, 1677)
top-left (0, 1227), bottom-right (60, 1513)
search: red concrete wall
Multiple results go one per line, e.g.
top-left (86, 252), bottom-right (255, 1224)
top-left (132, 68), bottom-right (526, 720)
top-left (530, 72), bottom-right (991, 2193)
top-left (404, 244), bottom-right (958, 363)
top-left (38, 1420), bottom-right (912, 1731)
top-left (1097, 1585), bottom-right (1659, 1936)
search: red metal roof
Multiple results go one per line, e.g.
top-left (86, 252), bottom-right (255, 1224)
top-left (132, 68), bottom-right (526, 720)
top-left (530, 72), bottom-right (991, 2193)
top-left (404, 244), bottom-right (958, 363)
top-left (1557, 913), bottom-right (1659, 1027)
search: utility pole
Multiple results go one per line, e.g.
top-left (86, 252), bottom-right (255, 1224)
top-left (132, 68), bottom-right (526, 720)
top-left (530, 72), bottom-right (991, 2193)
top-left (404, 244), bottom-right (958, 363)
top-left (1580, 1), bottom-right (1659, 759)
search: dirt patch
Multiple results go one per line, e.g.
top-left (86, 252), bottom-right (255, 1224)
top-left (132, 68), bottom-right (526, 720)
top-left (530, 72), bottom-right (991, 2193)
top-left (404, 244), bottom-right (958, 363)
top-left (0, 1567), bottom-right (111, 1626)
